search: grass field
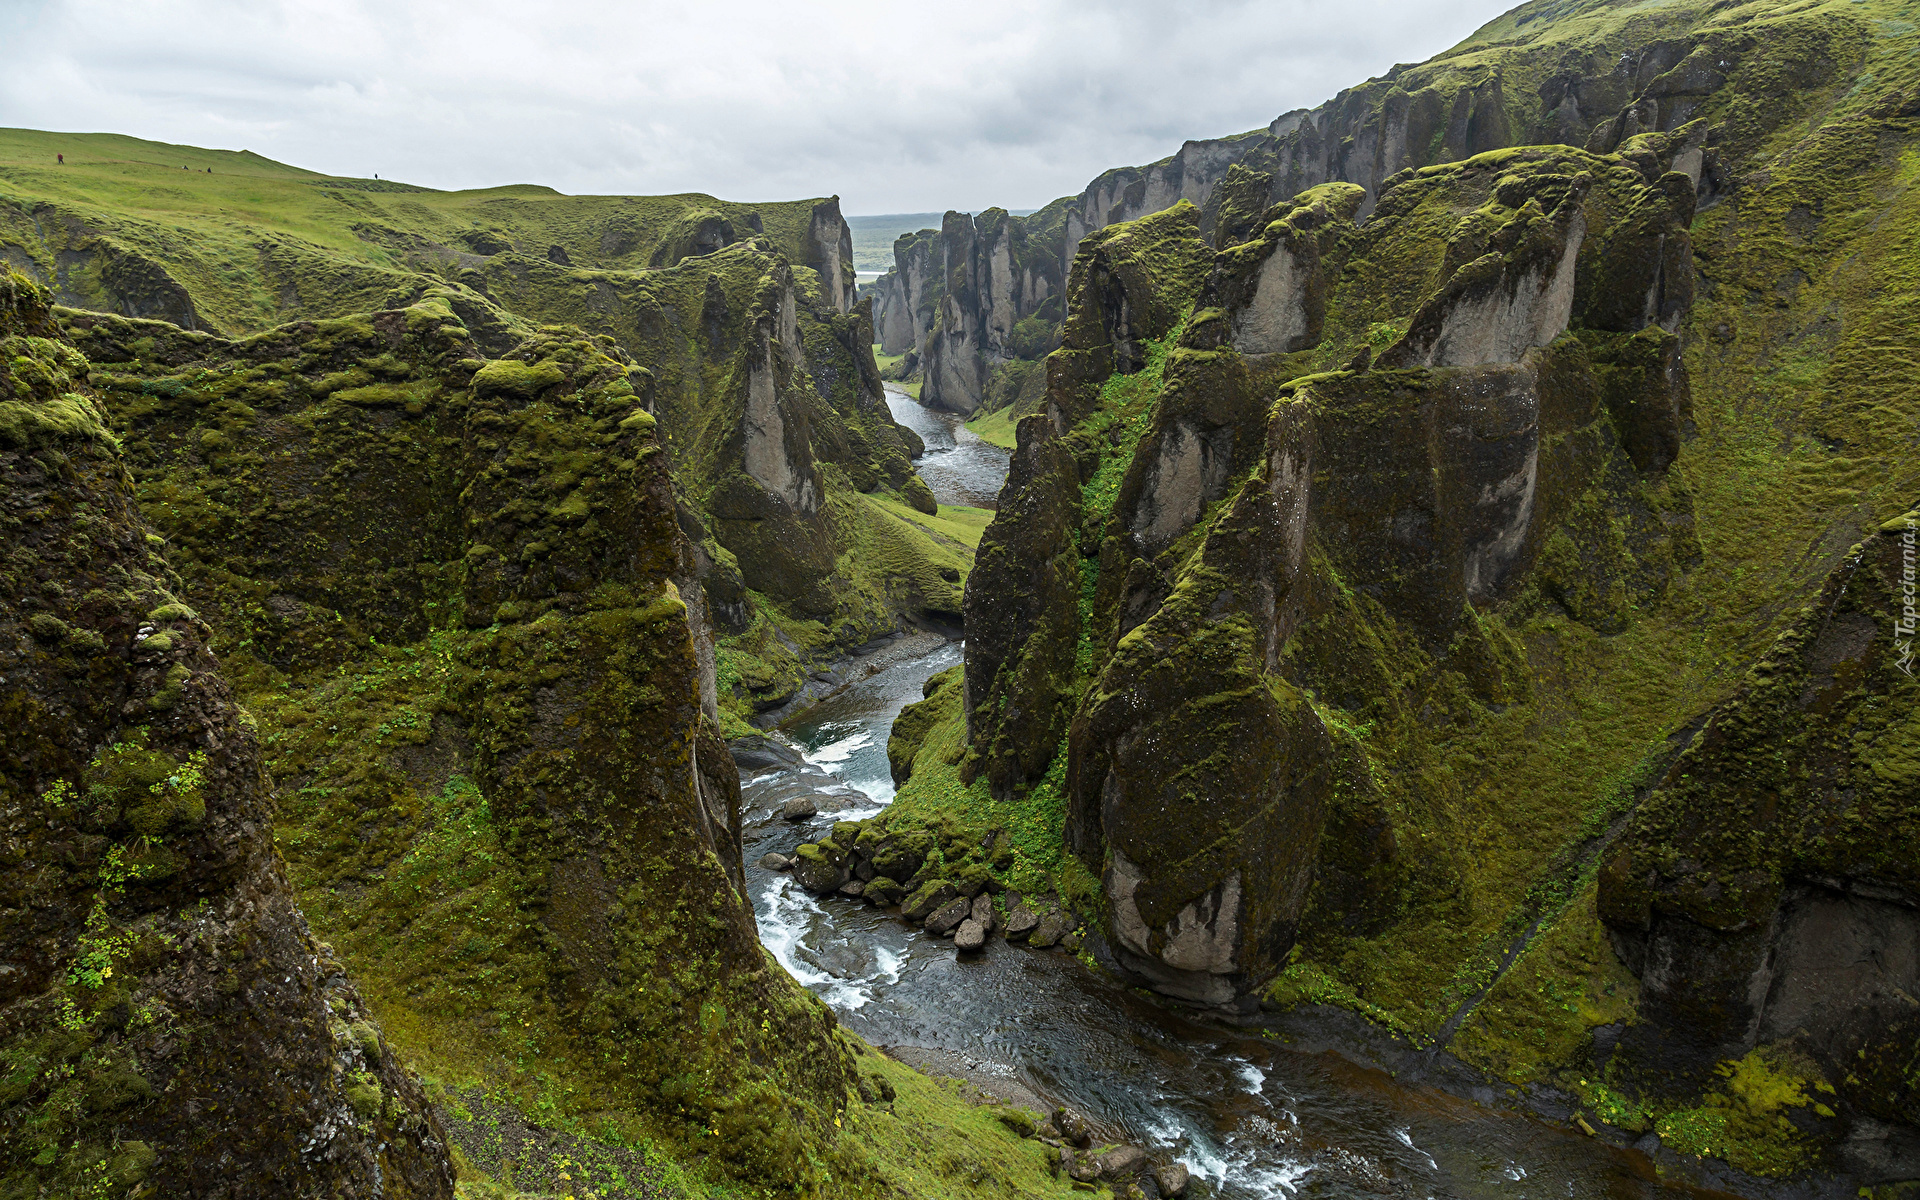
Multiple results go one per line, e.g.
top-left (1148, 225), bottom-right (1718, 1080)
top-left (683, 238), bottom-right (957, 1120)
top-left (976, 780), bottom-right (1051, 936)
top-left (963, 404), bottom-right (1018, 449)
top-left (0, 126), bottom-right (836, 336)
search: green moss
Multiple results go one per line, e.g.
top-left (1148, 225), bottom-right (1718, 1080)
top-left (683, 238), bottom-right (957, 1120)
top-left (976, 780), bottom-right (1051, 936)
top-left (1655, 1051), bottom-right (1834, 1177)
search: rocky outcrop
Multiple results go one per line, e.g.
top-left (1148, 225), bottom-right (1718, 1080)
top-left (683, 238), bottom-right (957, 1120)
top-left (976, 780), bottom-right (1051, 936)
top-left (804, 198), bottom-right (858, 315)
top-left (1203, 182), bottom-right (1365, 355)
top-left (1598, 521), bottom-right (1919, 1177)
top-left (969, 145), bottom-right (1705, 1007)
top-left (0, 270), bottom-right (455, 1197)
top-left (960, 417), bottom-right (1083, 798)
top-left (871, 207), bottom-right (1068, 415)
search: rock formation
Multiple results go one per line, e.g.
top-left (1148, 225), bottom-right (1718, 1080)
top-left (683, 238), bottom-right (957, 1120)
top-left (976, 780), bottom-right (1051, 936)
top-left (1599, 522), bottom-right (1919, 1181)
top-left (0, 269), bottom-right (455, 1197)
top-left (54, 275), bottom-right (865, 1188)
top-left (869, 0), bottom-right (1850, 419)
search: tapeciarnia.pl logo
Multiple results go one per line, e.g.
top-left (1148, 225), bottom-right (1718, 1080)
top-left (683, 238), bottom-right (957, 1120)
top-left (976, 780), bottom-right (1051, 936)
top-left (1899, 512), bottom-right (1916, 678)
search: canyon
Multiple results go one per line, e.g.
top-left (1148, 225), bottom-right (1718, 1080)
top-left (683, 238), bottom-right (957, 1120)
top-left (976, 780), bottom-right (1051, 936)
top-left (2, 0), bottom-right (1917, 1195)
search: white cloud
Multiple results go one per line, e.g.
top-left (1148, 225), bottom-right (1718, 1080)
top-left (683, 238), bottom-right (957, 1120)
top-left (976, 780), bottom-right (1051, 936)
top-left (0, 0), bottom-right (1518, 213)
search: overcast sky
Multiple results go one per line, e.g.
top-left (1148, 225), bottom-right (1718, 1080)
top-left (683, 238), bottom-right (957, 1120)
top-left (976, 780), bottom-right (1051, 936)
top-left (1, 0), bottom-right (1518, 215)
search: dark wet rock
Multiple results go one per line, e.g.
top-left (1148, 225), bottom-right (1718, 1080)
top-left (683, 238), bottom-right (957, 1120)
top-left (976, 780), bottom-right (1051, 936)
top-left (1059, 930), bottom-right (1084, 954)
top-left (838, 879), bottom-right (866, 898)
top-left (1052, 1107), bottom-right (1094, 1147)
top-left (971, 893), bottom-right (996, 931)
top-left (863, 877), bottom-right (906, 907)
top-left (926, 897), bottom-right (973, 937)
top-left (954, 918), bottom-right (988, 951)
top-left (1155, 1162), bottom-right (1191, 1196)
top-left (780, 795), bottom-right (820, 821)
top-left (1005, 907), bottom-right (1041, 940)
top-left (1096, 1145), bottom-right (1149, 1181)
top-left (1028, 911), bottom-right (1074, 949)
top-left (902, 879), bottom-right (958, 922)
top-left (729, 734), bottom-right (805, 773)
top-left (760, 852), bottom-right (792, 871)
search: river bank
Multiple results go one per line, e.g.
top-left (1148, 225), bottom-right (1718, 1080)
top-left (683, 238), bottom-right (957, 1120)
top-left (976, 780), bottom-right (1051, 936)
top-left (729, 639), bottom-right (1762, 1200)
top-left (729, 390), bottom-right (1778, 1200)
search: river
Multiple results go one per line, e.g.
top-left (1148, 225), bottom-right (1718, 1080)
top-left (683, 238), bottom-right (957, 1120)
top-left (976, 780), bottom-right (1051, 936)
top-left (741, 386), bottom-right (1712, 1200)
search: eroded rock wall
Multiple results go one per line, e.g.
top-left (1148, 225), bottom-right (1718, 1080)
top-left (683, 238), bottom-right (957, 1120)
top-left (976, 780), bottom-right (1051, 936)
top-left (1599, 524), bottom-right (1919, 1177)
top-left (967, 143), bottom-right (1704, 1008)
top-left (0, 270), bottom-right (455, 1198)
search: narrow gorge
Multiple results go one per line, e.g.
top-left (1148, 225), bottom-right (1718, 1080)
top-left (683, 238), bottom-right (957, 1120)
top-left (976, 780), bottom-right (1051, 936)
top-left (2, 0), bottom-right (1917, 1196)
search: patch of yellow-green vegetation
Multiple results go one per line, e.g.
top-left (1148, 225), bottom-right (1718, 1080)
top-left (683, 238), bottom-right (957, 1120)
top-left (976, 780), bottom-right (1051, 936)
top-left (1077, 330), bottom-right (1176, 536)
top-left (1653, 1050), bottom-right (1837, 1177)
top-left (865, 494), bottom-right (994, 549)
top-left (833, 490), bottom-right (970, 609)
top-left (1262, 963), bottom-right (1430, 1044)
top-left (846, 1048), bottom-right (1078, 1200)
top-left (886, 699), bottom-right (1100, 912)
top-left (962, 403), bottom-right (1017, 449)
top-left (1446, 883), bottom-right (1640, 1085)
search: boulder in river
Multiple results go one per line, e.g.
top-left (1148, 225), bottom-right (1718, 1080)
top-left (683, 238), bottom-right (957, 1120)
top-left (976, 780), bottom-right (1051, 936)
top-left (1004, 906), bottom-right (1040, 940)
top-left (790, 842), bottom-right (847, 892)
top-left (1052, 1107), bottom-right (1094, 1147)
top-left (1095, 1145), bottom-right (1149, 1181)
top-left (1155, 1162), bottom-right (1191, 1196)
top-left (925, 896), bottom-right (972, 937)
top-left (863, 877), bottom-right (906, 907)
top-left (953, 918), bottom-right (987, 951)
top-left (902, 879), bottom-right (958, 921)
top-left (1028, 910), bottom-right (1074, 948)
top-left (780, 795), bottom-right (819, 821)
top-left (970, 893), bottom-right (995, 931)
top-left (838, 879), bottom-right (866, 898)
top-left (760, 852), bottom-right (792, 871)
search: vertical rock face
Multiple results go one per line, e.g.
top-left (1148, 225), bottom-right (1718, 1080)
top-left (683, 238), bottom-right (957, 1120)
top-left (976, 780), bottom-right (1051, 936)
top-left (1598, 524), bottom-right (1920, 1156)
top-left (805, 198), bottom-right (858, 315)
top-left (0, 271), bottom-right (454, 1197)
top-left (969, 144), bottom-right (1705, 1006)
top-left (1202, 183), bottom-right (1366, 355)
top-left (872, 206), bottom-right (1070, 415)
top-left (961, 415), bottom-right (1083, 798)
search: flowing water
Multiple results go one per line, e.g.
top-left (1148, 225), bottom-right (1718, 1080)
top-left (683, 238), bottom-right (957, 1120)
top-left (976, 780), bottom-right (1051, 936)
top-left (741, 390), bottom-right (1715, 1200)
top-left (885, 384), bottom-right (1010, 509)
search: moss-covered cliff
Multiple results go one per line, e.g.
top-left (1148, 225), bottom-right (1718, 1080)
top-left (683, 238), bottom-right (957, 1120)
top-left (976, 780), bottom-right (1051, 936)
top-left (908, 0), bottom-right (1920, 1186)
top-left (0, 268), bottom-right (454, 1197)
